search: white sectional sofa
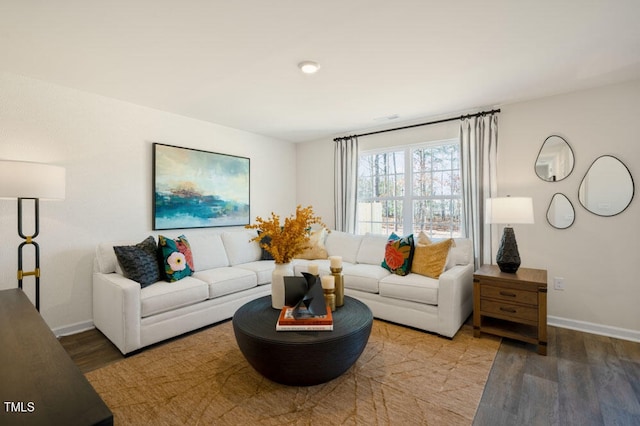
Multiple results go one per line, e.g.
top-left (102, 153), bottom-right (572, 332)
top-left (93, 230), bottom-right (272, 355)
top-left (93, 229), bottom-right (474, 355)
top-left (294, 231), bottom-right (474, 339)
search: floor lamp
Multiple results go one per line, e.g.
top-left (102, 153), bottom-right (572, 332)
top-left (485, 196), bottom-right (534, 273)
top-left (0, 160), bottom-right (66, 311)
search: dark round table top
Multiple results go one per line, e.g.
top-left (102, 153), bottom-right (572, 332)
top-left (233, 295), bottom-right (373, 385)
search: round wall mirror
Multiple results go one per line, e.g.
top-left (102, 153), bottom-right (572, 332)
top-left (578, 155), bottom-right (635, 216)
top-left (535, 135), bottom-right (575, 182)
top-left (546, 193), bottom-right (575, 229)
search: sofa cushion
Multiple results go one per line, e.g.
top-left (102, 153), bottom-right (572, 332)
top-left (343, 264), bottom-right (390, 294)
top-left (113, 236), bottom-right (162, 287)
top-left (379, 273), bottom-right (439, 305)
top-left (185, 233), bottom-right (229, 271)
top-left (222, 231), bottom-right (262, 265)
top-left (140, 277), bottom-right (209, 317)
top-left (235, 261), bottom-right (275, 285)
top-left (324, 231), bottom-right (363, 264)
top-left (381, 233), bottom-right (414, 276)
top-left (296, 228), bottom-right (329, 260)
top-left (356, 233), bottom-right (388, 265)
top-left (449, 238), bottom-right (473, 267)
top-left (158, 235), bottom-right (194, 282)
top-left (192, 267), bottom-right (258, 298)
top-left (412, 238), bottom-right (453, 279)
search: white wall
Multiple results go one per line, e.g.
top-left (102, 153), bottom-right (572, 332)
top-left (297, 79), bottom-right (640, 339)
top-left (295, 139), bottom-right (335, 228)
top-left (0, 73), bottom-right (297, 333)
top-left (499, 79), bottom-right (640, 338)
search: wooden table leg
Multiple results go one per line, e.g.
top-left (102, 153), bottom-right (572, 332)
top-left (473, 279), bottom-right (481, 338)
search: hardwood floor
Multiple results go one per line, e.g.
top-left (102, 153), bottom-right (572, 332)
top-left (474, 326), bottom-right (640, 426)
top-left (59, 325), bottom-right (640, 425)
top-left (59, 326), bottom-right (123, 374)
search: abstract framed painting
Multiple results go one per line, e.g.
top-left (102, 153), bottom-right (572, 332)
top-left (153, 143), bottom-right (250, 230)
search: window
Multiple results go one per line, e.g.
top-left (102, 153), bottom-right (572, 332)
top-left (357, 139), bottom-right (462, 238)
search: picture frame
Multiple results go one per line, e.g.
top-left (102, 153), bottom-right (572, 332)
top-left (153, 143), bottom-right (250, 230)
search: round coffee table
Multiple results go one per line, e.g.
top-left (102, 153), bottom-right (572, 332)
top-left (233, 295), bottom-right (373, 386)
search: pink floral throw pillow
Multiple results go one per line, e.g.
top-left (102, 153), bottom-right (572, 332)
top-left (158, 234), bottom-right (194, 282)
top-left (381, 233), bottom-right (415, 276)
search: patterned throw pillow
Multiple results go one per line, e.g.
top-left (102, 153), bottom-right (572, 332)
top-left (158, 235), bottom-right (194, 282)
top-left (114, 236), bottom-right (162, 288)
top-left (297, 228), bottom-right (329, 260)
top-left (381, 233), bottom-right (415, 276)
top-left (412, 238), bottom-right (454, 278)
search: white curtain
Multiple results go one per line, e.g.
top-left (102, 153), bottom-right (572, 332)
top-left (460, 114), bottom-right (498, 269)
top-left (334, 136), bottom-right (359, 233)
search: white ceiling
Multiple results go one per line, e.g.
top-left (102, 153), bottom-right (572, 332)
top-left (1, 1), bottom-right (639, 142)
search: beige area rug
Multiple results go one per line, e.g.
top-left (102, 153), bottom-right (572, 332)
top-left (86, 320), bottom-right (500, 425)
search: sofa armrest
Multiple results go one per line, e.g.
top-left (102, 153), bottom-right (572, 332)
top-left (92, 272), bottom-right (142, 354)
top-left (436, 263), bottom-right (474, 337)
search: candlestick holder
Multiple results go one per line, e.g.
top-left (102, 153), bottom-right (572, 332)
top-left (330, 266), bottom-right (344, 307)
top-left (323, 286), bottom-right (336, 311)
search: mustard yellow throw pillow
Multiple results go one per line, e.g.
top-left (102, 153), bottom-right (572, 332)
top-left (411, 237), bottom-right (454, 279)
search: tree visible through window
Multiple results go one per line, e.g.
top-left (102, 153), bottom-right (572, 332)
top-left (357, 139), bottom-right (462, 238)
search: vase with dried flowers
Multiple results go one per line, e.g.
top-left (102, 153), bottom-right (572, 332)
top-left (246, 205), bottom-right (326, 309)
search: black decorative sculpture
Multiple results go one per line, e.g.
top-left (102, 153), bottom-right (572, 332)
top-left (284, 272), bottom-right (327, 317)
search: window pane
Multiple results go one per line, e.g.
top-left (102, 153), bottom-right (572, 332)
top-left (358, 151), bottom-right (405, 199)
top-left (357, 201), bottom-right (383, 234)
top-left (380, 199), bottom-right (403, 235)
top-left (413, 171), bottom-right (432, 196)
top-left (357, 141), bottom-right (460, 237)
top-left (412, 198), bottom-right (462, 238)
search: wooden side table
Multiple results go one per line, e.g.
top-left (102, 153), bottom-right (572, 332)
top-left (473, 265), bottom-right (548, 355)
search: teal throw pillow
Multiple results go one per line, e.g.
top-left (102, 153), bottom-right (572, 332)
top-left (158, 235), bottom-right (194, 282)
top-left (381, 233), bottom-right (415, 276)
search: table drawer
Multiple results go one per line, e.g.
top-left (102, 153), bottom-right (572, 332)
top-left (480, 299), bottom-right (538, 322)
top-left (480, 284), bottom-right (538, 305)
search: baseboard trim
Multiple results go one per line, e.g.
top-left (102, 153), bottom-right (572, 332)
top-left (53, 320), bottom-right (95, 338)
top-left (52, 317), bottom-right (640, 342)
top-left (548, 316), bottom-right (640, 343)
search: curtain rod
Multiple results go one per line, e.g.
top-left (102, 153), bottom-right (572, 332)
top-left (333, 108), bottom-right (501, 142)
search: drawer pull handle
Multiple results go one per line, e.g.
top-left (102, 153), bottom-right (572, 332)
top-left (499, 307), bottom-right (517, 313)
top-left (499, 291), bottom-right (517, 297)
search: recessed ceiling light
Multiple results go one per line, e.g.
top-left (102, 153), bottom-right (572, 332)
top-left (298, 61), bottom-right (320, 74)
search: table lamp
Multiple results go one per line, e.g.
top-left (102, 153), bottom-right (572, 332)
top-left (0, 160), bottom-right (66, 311)
top-left (485, 196), bottom-right (534, 273)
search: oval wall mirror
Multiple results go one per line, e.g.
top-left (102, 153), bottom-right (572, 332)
top-left (546, 193), bottom-right (575, 229)
top-left (578, 155), bottom-right (635, 216)
top-left (535, 135), bottom-right (575, 182)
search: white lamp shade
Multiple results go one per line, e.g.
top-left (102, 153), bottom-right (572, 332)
top-left (485, 197), bottom-right (534, 224)
top-left (0, 160), bottom-right (66, 200)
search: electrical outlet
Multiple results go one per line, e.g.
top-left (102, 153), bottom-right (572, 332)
top-left (554, 277), bottom-right (565, 290)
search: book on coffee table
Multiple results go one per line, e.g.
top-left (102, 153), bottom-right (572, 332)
top-left (276, 306), bottom-right (333, 331)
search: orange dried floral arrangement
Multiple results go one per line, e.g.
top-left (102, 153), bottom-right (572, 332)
top-left (246, 205), bottom-right (326, 264)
